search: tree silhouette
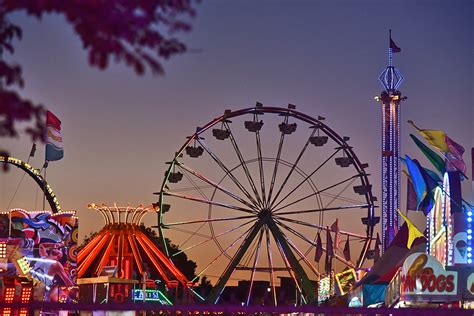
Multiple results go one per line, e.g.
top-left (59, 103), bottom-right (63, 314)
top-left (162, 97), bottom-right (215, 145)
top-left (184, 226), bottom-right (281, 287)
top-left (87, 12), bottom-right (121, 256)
top-left (0, 0), bottom-right (197, 155)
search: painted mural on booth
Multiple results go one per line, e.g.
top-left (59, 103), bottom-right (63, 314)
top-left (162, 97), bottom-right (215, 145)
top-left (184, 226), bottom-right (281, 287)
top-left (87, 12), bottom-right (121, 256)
top-left (0, 209), bottom-right (78, 302)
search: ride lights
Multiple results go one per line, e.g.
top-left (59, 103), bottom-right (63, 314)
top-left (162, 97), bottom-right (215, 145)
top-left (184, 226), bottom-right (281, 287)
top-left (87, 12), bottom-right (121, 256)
top-left (2, 287), bottom-right (16, 316)
top-left (467, 209), bottom-right (473, 264)
top-left (0, 242), bottom-right (6, 258)
top-left (17, 257), bottom-right (31, 274)
top-left (19, 285), bottom-right (32, 316)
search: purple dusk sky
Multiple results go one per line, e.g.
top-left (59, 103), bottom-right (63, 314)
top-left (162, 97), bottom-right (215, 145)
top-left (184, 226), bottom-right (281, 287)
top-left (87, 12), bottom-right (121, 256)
top-left (1, 0), bottom-right (472, 247)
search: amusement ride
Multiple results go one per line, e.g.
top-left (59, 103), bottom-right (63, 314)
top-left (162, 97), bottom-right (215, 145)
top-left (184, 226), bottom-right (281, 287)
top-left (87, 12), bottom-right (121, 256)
top-left (157, 104), bottom-right (377, 305)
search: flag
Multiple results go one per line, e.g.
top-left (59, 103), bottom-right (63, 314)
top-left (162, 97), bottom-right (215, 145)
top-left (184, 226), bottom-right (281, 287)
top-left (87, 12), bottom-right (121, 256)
top-left (325, 227), bottom-right (333, 274)
top-left (401, 157), bottom-right (442, 184)
top-left (398, 209), bottom-right (424, 249)
top-left (405, 173), bottom-right (418, 212)
top-left (45, 111), bottom-right (64, 161)
top-left (409, 134), bottom-right (446, 175)
top-left (445, 136), bottom-right (466, 174)
top-left (390, 37), bottom-right (401, 53)
top-left (414, 159), bottom-right (438, 214)
top-left (374, 233), bottom-right (381, 262)
top-left (314, 232), bottom-right (323, 263)
top-left (343, 235), bottom-right (351, 262)
top-left (407, 120), bottom-right (449, 152)
top-left (330, 219), bottom-right (341, 251)
top-left (404, 155), bottom-right (427, 211)
top-left (325, 226), bottom-right (334, 257)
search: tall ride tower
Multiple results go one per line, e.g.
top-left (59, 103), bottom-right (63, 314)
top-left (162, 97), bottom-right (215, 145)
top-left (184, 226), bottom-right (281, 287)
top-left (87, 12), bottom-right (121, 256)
top-left (376, 30), bottom-right (406, 252)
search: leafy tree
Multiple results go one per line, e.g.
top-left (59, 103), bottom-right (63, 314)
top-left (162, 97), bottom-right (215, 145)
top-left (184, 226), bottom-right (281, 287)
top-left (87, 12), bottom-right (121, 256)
top-left (0, 0), bottom-right (197, 155)
top-left (195, 275), bottom-right (213, 297)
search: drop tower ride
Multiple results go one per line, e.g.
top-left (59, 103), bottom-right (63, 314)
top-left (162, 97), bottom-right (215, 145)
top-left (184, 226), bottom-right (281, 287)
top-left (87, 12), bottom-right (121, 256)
top-left (376, 30), bottom-right (406, 252)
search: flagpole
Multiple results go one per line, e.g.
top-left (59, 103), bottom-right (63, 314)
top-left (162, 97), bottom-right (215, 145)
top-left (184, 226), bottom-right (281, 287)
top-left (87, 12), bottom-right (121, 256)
top-left (43, 161), bottom-right (48, 212)
top-left (389, 29), bottom-right (393, 67)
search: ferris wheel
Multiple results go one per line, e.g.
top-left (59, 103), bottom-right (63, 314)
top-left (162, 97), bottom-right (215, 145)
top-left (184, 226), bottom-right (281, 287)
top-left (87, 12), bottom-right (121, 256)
top-left (157, 104), bottom-right (376, 305)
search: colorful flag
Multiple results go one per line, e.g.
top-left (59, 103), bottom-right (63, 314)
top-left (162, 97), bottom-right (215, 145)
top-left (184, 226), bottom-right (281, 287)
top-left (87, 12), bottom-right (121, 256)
top-left (414, 159), bottom-right (438, 214)
top-left (45, 111), bottom-right (64, 161)
top-left (398, 209), bottom-right (424, 249)
top-left (404, 155), bottom-right (427, 212)
top-left (401, 157), bottom-right (442, 184)
top-left (405, 173), bottom-right (418, 212)
top-left (390, 37), bottom-right (401, 53)
top-left (409, 134), bottom-right (446, 175)
top-left (374, 233), bottom-right (381, 262)
top-left (325, 227), bottom-right (333, 274)
top-left (407, 120), bottom-right (449, 152)
top-left (343, 235), bottom-right (351, 262)
top-left (330, 219), bottom-right (341, 251)
top-left (445, 136), bottom-right (466, 174)
top-left (314, 232), bottom-right (323, 263)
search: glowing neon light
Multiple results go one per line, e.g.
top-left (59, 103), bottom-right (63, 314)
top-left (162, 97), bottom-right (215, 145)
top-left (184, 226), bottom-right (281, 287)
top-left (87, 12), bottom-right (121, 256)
top-left (467, 208), bottom-right (473, 264)
top-left (132, 289), bottom-right (173, 305)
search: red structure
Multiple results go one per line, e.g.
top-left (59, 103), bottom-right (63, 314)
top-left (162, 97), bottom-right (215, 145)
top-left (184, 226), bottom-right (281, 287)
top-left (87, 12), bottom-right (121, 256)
top-left (77, 204), bottom-right (191, 303)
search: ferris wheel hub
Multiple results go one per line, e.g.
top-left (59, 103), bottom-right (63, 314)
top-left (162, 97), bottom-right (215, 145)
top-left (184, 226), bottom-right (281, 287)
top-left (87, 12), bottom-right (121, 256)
top-left (258, 208), bottom-right (272, 222)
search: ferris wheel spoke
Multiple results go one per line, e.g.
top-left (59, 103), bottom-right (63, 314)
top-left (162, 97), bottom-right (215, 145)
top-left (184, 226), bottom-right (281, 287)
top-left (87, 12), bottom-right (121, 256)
top-left (246, 228), bottom-right (265, 306)
top-left (223, 122), bottom-right (264, 208)
top-left (271, 147), bottom-right (341, 210)
top-left (276, 219), bottom-right (355, 268)
top-left (171, 219), bottom-right (257, 257)
top-left (266, 132), bottom-right (285, 207)
top-left (255, 130), bottom-right (267, 207)
top-left (206, 220), bottom-right (264, 304)
top-left (274, 215), bottom-right (371, 240)
top-left (272, 230), bottom-right (306, 304)
top-left (264, 226), bottom-right (277, 306)
top-left (197, 138), bottom-right (260, 208)
top-left (272, 174), bottom-right (359, 213)
top-left (267, 219), bottom-right (316, 304)
top-left (322, 176), bottom-right (359, 209)
top-left (275, 204), bottom-right (370, 216)
top-left (164, 214), bottom-right (257, 227)
top-left (166, 225), bottom-right (212, 240)
top-left (269, 129), bottom-right (317, 208)
top-left (193, 222), bottom-right (258, 284)
top-left (162, 191), bottom-right (255, 214)
top-left (177, 163), bottom-right (257, 211)
top-left (320, 191), bottom-right (365, 205)
top-left (276, 222), bottom-right (320, 278)
top-left (182, 169), bottom-right (210, 201)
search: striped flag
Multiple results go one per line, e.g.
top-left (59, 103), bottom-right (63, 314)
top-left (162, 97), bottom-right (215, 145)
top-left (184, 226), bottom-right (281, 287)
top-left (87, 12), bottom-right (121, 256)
top-left (445, 136), bottom-right (466, 174)
top-left (45, 111), bottom-right (64, 161)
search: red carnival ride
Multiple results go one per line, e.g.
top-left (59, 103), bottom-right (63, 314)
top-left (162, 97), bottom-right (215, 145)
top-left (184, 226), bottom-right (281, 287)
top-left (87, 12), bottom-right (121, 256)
top-left (77, 203), bottom-right (193, 304)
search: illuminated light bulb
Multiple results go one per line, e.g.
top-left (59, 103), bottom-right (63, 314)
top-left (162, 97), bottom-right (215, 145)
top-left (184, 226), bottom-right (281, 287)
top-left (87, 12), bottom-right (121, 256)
top-left (468, 253), bottom-right (472, 258)
top-left (468, 218), bottom-right (472, 222)
top-left (469, 211), bottom-right (473, 217)
top-left (469, 235), bottom-right (472, 240)
top-left (468, 229), bottom-right (472, 234)
top-left (469, 259), bottom-right (473, 264)
top-left (468, 247), bottom-right (472, 252)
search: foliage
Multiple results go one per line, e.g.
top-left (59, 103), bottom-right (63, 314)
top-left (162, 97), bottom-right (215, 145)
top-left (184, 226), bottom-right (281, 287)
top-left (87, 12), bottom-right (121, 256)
top-left (195, 275), bottom-right (213, 297)
top-left (0, 0), bottom-right (197, 154)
